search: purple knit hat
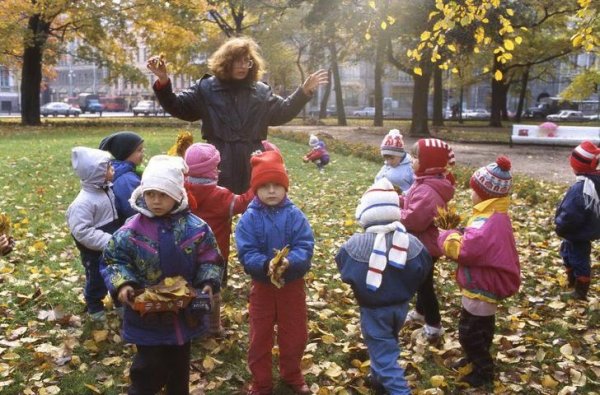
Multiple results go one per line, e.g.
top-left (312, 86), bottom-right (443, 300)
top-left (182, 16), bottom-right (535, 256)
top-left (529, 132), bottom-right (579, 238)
top-left (184, 143), bottom-right (220, 180)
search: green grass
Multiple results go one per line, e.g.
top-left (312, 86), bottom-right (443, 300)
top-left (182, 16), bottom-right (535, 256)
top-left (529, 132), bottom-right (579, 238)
top-left (0, 123), bottom-right (597, 394)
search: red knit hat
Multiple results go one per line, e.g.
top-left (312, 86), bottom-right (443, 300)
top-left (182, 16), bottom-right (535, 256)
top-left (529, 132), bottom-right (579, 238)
top-left (570, 141), bottom-right (600, 174)
top-left (250, 150), bottom-right (289, 192)
top-left (415, 138), bottom-right (455, 176)
top-left (470, 156), bottom-right (513, 200)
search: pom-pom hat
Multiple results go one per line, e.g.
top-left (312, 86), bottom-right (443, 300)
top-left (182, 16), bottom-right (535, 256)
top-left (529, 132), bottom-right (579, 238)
top-left (250, 150), bottom-right (289, 192)
top-left (570, 141), bottom-right (600, 174)
top-left (184, 143), bottom-right (220, 180)
top-left (355, 177), bottom-right (402, 228)
top-left (380, 129), bottom-right (406, 157)
top-left (99, 131), bottom-right (144, 161)
top-left (470, 156), bottom-right (513, 200)
top-left (309, 134), bottom-right (319, 148)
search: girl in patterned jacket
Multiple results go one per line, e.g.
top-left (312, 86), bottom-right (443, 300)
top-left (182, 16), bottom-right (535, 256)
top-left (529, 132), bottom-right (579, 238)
top-left (102, 155), bottom-right (223, 395)
top-left (438, 156), bottom-right (521, 388)
top-left (401, 138), bottom-right (456, 342)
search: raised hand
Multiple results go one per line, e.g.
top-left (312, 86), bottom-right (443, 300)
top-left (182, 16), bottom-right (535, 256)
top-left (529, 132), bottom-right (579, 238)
top-left (146, 54), bottom-right (169, 85)
top-left (302, 69), bottom-right (329, 96)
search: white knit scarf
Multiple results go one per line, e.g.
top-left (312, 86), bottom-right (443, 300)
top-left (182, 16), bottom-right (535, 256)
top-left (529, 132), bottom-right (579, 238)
top-left (577, 175), bottom-right (600, 217)
top-left (365, 221), bottom-right (409, 291)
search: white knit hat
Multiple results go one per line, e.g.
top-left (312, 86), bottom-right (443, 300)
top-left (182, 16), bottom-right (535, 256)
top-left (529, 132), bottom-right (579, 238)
top-left (355, 178), bottom-right (402, 228)
top-left (309, 134), bottom-right (319, 147)
top-left (129, 155), bottom-right (189, 216)
top-left (380, 129), bottom-right (406, 157)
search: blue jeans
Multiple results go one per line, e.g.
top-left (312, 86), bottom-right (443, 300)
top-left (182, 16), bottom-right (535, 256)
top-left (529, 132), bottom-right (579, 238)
top-left (81, 251), bottom-right (107, 314)
top-left (560, 240), bottom-right (591, 278)
top-left (360, 303), bottom-right (411, 395)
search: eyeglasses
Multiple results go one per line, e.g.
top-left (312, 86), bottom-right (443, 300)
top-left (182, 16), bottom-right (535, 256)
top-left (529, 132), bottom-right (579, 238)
top-left (233, 58), bottom-right (254, 69)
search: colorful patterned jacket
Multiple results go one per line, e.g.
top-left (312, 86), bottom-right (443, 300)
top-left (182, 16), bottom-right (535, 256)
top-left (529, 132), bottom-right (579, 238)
top-left (102, 207), bottom-right (223, 346)
top-left (438, 197), bottom-right (520, 303)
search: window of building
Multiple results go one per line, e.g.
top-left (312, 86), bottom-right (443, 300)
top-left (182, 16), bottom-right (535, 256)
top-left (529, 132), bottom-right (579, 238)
top-left (0, 67), bottom-right (9, 87)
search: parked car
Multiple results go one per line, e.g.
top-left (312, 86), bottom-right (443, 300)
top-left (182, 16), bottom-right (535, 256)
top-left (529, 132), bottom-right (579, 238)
top-left (308, 106), bottom-right (336, 117)
top-left (546, 110), bottom-right (586, 122)
top-left (85, 99), bottom-right (104, 115)
top-left (40, 102), bottom-right (82, 117)
top-left (132, 100), bottom-right (164, 116)
top-left (463, 108), bottom-right (491, 119)
top-left (352, 107), bottom-right (388, 117)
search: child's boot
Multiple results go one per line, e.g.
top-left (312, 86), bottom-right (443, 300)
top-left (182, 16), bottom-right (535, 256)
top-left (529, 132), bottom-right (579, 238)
top-left (571, 277), bottom-right (590, 300)
top-left (209, 292), bottom-right (224, 336)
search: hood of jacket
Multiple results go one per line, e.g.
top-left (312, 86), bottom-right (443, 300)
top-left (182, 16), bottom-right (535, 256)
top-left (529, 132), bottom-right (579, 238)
top-left (413, 174), bottom-right (455, 202)
top-left (71, 147), bottom-right (111, 189)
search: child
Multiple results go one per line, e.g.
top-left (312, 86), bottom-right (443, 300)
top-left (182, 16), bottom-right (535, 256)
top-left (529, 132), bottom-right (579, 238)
top-left (302, 134), bottom-right (330, 172)
top-left (335, 178), bottom-right (433, 395)
top-left (101, 155), bottom-right (223, 395)
top-left (184, 143), bottom-right (254, 336)
top-left (99, 131), bottom-right (145, 224)
top-left (402, 138), bottom-right (455, 342)
top-left (438, 156), bottom-right (520, 388)
top-left (235, 150), bottom-right (314, 395)
top-left (66, 147), bottom-right (120, 321)
top-left (374, 129), bottom-right (414, 193)
top-left (555, 141), bottom-right (600, 300)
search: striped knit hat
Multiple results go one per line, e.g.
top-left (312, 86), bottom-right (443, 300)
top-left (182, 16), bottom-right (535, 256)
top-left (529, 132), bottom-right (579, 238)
top-left (570, 141), bottom-right (600, 174)
top-left (470, 156), bottom-right (512, 200)
top-left (355, 177), bottom-right (402, 227)
top-left (415, 138), bottom-right (455, 176)
top-left (380, 129), bottom-right (406, 158)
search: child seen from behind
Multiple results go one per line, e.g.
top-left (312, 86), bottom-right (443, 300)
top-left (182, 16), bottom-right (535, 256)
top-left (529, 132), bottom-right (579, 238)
top-left (438, 156), bottom-right (520, 388)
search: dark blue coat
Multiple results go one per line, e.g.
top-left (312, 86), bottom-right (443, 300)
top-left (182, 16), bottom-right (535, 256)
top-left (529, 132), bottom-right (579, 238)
top-left (111, 160), bottom-right (140, 223)
top-left (555, 174), bottom-right (600, 242)
top-left (335, 232), bottom-right (432, 308)
top-left (235, 197), bottom-right (314, 284)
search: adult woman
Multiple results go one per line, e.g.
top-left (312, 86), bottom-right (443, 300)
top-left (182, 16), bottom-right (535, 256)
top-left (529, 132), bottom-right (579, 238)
top-left (148, 36), bottom-right (328, 194)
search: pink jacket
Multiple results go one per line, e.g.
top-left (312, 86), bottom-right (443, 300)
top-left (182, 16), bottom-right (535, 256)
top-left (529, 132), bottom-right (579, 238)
top-left (400, 175), bottom-right (455, 257)
top-left (438, 197), bottom-right (521, 302)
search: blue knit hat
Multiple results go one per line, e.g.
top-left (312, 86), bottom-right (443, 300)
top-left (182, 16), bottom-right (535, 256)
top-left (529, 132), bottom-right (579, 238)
top-left (470, 156), bottom-right (512, 200)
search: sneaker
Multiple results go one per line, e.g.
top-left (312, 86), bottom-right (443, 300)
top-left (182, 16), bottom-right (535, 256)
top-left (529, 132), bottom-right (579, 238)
top-left (89, 311), bottom-right (106, 322)
top-left (423, 324), bottom-right (443, 342)
top-left (405, 309), bottom-right (425, 323)
top-left (450, 357), bottom-right (471, 370)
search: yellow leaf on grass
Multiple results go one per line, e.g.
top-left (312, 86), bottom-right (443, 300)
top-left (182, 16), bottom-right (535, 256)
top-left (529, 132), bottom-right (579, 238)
top-left (203, 355), bottom-right (215, 371)
top-left (84, 384), bottom-right (102, 394)
top-left (430, 375), bottom-right (446, 387)
top-left (542, 374), bottom-right (558, 388)
top-left (324, 363), bottom-right (343, 378)
top-left (322, 334), bottom-right (335, 344)
top-left (92, 330), bottom-right (108, 343)
top-left (560, 343), bottom-right (573, 357)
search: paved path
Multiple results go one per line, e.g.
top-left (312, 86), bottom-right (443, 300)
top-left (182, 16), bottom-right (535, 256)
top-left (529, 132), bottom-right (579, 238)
top-left (274, 125), bottom-right (574, 185)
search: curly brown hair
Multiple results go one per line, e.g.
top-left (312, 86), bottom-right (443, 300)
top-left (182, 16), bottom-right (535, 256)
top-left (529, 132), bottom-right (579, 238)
top-left (208, 36), bottom-right (266, 82)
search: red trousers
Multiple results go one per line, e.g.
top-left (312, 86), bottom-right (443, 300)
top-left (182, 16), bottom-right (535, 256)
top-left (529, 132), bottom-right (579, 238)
top-left (248, 278), bottom-right (308, 393)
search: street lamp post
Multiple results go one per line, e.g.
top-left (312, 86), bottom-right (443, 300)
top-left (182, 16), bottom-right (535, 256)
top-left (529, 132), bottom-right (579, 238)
top-left (68, 68), bottom-right (75, 98)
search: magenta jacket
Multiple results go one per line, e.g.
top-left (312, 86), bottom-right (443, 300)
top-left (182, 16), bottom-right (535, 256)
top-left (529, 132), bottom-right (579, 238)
top-left (438, 197), bottom-right (521, 303)
top-left (400, 175), bottom-right (455, 258)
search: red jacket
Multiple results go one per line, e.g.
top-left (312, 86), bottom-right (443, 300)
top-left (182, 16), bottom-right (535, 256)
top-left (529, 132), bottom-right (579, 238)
top-left (185, 181), bottom-right (253, 260)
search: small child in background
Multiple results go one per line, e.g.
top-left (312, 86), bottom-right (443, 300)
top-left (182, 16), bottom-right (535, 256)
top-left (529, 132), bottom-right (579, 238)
top-left (99, 131), bottom-right (145, 224)
top-left (336, 178), bottom-right (432, 395)
top-left (235, 151), bottom-right (314, 395)
top-left (66, 147), bottom-right (120, 321)
top-left (555, 141), bottom-right (600, 300)
top-left (184, 143), bottom-right (254, 336)
top-left (302, 134), bottom-right (329, 172)
top-left (438, 156), bottom-right (520, 388)
top-left (374, 129), bottom-right (414, 193)
top-left (102, 155), bottom-right (223, 395)
top-left (401, 138), bottom-right (455, 342)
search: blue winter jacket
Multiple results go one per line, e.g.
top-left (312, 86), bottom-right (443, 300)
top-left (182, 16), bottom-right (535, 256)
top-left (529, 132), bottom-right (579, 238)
top-left (555, 174), bottom-right (600, 242)
top-left (335, 232), bottom-right (432, 308)
top-left (111, 160), bottom-right (140, 223)
top-left (235, 197), bottom-right (314, 284)
top-left (101, 209), bottom-right (223, 346)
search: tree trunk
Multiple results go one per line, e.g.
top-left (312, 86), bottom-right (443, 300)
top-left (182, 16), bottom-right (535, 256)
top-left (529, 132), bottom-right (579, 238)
top-left (515, 67), bottom-right (530, 122)
top-left (500, 82), bottom-right (510, 121)
top-left (432, 67), bottom-right (444, 126)
top-left (329, 41), bottom-right (347, 126)
top-left (489, 58), bottom-right (504, 127)
top-left (373, 25), bottom-right (387, 127)
top-left (21, 14), bottom-right (50, 126)
top-left (410, 70), bottom-right (431, 136)
top-left (319, 72), bottom-right (331, 119)
top-left (458, 85), bottom-right (464, 124)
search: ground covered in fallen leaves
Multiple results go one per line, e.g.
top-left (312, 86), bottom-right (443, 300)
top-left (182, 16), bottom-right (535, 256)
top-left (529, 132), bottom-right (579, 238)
top-left (0, 125), bottom-right (598, 395)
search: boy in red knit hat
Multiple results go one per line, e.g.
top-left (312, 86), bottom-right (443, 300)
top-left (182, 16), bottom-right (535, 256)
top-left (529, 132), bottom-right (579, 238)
top-left (555, 141), bottom-right (600, 300)
top-left (235, 150), bottom-right (314, 395)
top-left (184, 143), bottom-right (254, 336)
top-left (438, 156), bottom-right (520, 388)
top-left (402, 138), bottom-right (455, 342)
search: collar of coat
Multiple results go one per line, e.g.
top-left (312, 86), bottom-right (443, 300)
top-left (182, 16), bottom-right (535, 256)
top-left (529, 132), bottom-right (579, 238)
top-left (471, 196), bottom-right (510, 218)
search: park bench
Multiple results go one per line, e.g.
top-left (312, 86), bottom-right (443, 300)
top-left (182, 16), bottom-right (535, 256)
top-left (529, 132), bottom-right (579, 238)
top-left (510, 124), bottom-right (600, 146)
